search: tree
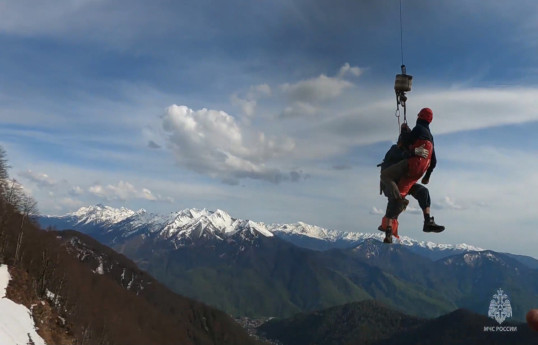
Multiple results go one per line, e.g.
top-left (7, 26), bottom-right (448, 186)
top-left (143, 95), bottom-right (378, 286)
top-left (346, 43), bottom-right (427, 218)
top-left (0, 146), bottom-right (39, 262)
top-left (0, 179), bottom-right (24, 256)
top-left (0, 146), bottom-right (11, 220)
top-left (0, 146), bottom-right (9, 192)
top-left (15, 194), bottom-right (39, 263)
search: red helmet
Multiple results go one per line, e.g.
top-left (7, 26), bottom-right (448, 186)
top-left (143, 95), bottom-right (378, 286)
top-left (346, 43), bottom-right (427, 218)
top-left (418, 108), bottom-right (433, 123)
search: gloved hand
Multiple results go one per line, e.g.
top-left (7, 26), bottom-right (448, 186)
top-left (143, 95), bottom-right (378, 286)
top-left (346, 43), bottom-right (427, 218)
top-left (421, 177), bottom-right (430, 185)
top-left (414, 144), bottom-right (429, 158)
top-left (401, 123), bottom-right (411, 133)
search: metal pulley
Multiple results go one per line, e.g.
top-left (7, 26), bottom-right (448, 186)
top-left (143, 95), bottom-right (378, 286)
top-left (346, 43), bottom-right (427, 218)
top-left (394, 65), bottom-right (412, 93)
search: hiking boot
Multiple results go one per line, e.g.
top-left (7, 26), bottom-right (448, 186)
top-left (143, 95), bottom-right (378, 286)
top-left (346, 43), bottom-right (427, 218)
top-left (383, 226), bottom-right (393, 243)
top-left (423, 217), bottom-right (445, 233)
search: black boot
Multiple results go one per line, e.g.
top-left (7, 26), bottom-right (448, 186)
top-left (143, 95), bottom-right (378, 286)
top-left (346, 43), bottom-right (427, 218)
top-left (423, 217), bottom-right (445, 233)
top-left (383, 226), bottom-right (393, 243)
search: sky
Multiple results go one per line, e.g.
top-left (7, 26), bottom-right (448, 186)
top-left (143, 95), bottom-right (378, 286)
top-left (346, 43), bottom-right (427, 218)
top-left (1, 0), bottom-right (538, 257)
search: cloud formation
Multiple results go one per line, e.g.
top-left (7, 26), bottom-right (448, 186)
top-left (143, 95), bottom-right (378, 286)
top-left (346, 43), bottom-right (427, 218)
top-left (19, 170), bottom-right (57, 188)
top-left (278, 63), bottom-right (361, 119)
top-left (160, 105), bottom-right (297, 184)
top-left (88, 180), bottom-right (165, 202)
top-left (442, 196), bottom-right (463, 210)
top-left (18, 168), bottom-right (173, 206)
top-left (231, 84), bottom-right (272, 117)
top-left (369, 206), bottom-right (384, 215)
top-left (281, 74), bottom-right (353, 103)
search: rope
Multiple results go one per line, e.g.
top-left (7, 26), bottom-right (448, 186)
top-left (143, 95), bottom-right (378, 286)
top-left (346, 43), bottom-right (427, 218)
top-left (396, 0), bottom-right (408, 131)
top-left (395, 107), bottom-right (401, 132)
top-left (403, 101), bottom-right (407, 125)
top-left (400, 0), bottom-right (404, 66)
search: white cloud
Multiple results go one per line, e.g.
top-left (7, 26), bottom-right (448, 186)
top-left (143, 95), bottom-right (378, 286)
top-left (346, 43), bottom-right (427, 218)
top-left (280, 101), bottom-right (319, 118)
top-left (369, 206), bottom-right (384, 215)
top-left (160, 105), bottom-right (297, 184)
top-left (413, 87), bottom-right (538, 135)
top-left (277, 63), bottom-right (361, 119)
top-left (252, 84), bottom-right (272, 97)
top-left (56, 197), bottom-right (85, 211)
top-left (337, 63), bottom-right (363, 78)
top-left (18, 170), bottom-right (167, 203)
top-left (18, 170), bottom-right (57, 188)
top-left (406, 206), bottom-right (422, 214)
top-left (280, 74), bottom-right (353, 104)
top-left (442, 196), bottom-right (464, 210)
top-left (231, 84), bottom-right (272, 117)
top-left (231, 94), bottom-right (257, 117)
top-left (69, 186), bottom-right (84, 196)
top-left (88, 180), bottom-right (164, 202)
top-left (282, 86), bottom-right (538, 164)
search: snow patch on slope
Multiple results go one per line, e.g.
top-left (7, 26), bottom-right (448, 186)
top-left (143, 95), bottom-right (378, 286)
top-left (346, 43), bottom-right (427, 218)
top-left (0, 265), bottom-right (47, 345)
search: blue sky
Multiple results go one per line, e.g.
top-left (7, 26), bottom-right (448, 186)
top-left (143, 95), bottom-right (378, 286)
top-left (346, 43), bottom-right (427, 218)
top-left (1, 0), bottom-right (538, 257)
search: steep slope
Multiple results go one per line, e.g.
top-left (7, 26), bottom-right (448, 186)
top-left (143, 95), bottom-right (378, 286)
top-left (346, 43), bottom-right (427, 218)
top-left (435, 251), bottom-right (538, 321)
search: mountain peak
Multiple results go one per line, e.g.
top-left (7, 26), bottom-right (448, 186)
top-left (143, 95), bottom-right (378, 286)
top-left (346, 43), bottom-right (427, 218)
top-left (442, 250), bottom-right (510, 268)
top-left (69, 205), bottom-right (136, 226)
top-left (155, 208), bottom-right (274, 241)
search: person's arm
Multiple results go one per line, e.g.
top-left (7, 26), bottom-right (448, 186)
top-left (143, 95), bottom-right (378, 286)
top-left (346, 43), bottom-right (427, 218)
top-left (378, 145), bottom-right (410, 168)
top-left (422, 147), bottom-right (436, 184)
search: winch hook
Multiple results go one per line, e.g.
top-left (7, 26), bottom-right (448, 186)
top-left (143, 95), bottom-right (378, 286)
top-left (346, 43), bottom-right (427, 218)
top-left (394, 64), bottom-right (412, 128)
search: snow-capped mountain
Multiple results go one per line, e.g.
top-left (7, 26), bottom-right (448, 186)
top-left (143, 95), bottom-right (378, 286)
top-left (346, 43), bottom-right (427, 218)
top-left (266, 220), bottom-right (484, 260)
top-left (70, 204), bottom-right (136, 226)
top-left (42, 204), bottom-right (480, 260)
top-left (159, 208), bottom-right (273, 240)
top-left (41, 205), bottom-right (273, 248)
top-left (38, 205), bottom-right (538, 321)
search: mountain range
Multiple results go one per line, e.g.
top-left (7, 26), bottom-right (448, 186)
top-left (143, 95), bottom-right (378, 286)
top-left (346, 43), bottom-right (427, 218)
top-left (39, 205), bottom-right (538, 321)
top-left (40, 204), bottom-right (487, 258)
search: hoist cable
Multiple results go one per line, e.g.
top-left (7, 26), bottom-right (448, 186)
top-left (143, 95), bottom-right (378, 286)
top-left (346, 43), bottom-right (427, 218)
top-left (400, 0), bottom-right (404, 66)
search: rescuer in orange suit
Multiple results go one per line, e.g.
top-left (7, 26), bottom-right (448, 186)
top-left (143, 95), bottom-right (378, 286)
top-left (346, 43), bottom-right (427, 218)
top-left (379, 108), bottom-right (444, 243)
